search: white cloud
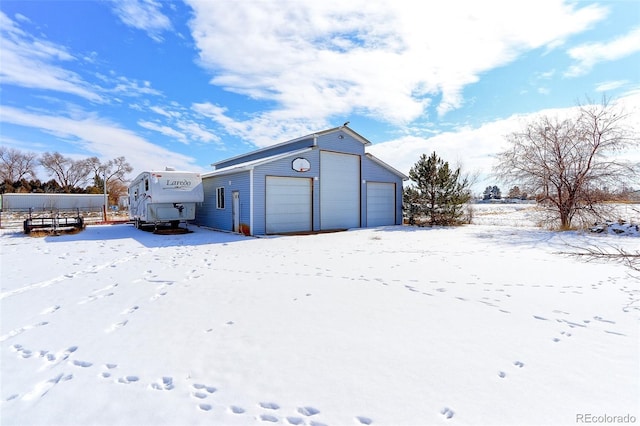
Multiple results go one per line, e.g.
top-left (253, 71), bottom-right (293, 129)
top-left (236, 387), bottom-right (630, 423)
top-left (142, 103), bottom-right (223, 145)
top-left (150, 105), bottom-right (179, 118)
top-left (0, 105), bottom-right (200, 174)
top-left (13, 13), bottom-right (31, 24)
top-left (595, 80), bottom-right (629, 92)
top-left (565, 27), bottom-right (640, 77)
top-left (0, 12), bottom-right (103, 102)
top-left (185, 0), bottom-right (606, 135)
top-left (138, 120), bottom-right (188, 143)
top-left (0, 12), bottom-right (165, 103)
top-left (192, 101), bottom-right (328, 148)
top-left (111, 77), bottom-right (162, 97)
top-left (109, 0), bottom-right (172, 42)
top-left (176, 120), bottom-right (221, 144)
top-left (368, 91), bottom-right (640, 193)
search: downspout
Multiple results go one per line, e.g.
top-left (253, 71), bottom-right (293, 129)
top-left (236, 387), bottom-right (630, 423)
top-left (313, 135), bottom-right (318, 232)
top-left (249, 168), bottom-right (254, 236)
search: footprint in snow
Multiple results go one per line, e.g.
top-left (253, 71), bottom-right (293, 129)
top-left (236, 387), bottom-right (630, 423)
top-left (500, 360), bottom-right (525, 378)
top-left (106, 320), bottom-right (128, 333)
top-left (117, 375), bottom-right (139, 384)
top-left (193, 383), bottom-right (217, 393)
top-left (48, 346), bottom-right (77, 366)
top-left (259, 402), bottom-right (280, 410)
top-left (122, 306), bottom-right (139, 315)
top-left (36, 349), bottom-right (54, 362)
top-left (40, 305), bottom-right (61, 315)
top-left (356, 416), bottom-right (373, 425)
top-left (1, 321), bottom-right (49, 343)
top-left (229, 406), bottom-right (245, 414)
top-left (22, 373), bottom-right (73, 400)
top-left (11, 344), bottom-right (32, 359)
top-left (150, 291), bottom-right (167, 301)
top-left (150, 376), bottom-right (174, 391)
top-left (441, 407), bottom-right (454, 419)
top-left (297, 406), bottom-right (320, 416)
top-left (99, 363), bottom-right (117, 378)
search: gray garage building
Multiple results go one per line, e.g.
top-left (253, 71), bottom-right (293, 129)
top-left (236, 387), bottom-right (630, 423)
top-left (195, 125), bottom-right (408, 235)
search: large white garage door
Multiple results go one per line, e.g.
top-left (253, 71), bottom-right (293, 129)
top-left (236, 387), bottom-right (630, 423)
top-left (320, 151), bottom-right (360, 230)
top-left (366, 182), bottom-right (395, 227)
top-left (266, 176), bottom-right (312, 234)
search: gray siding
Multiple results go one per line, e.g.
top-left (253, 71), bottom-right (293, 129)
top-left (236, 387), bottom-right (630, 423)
top-left (316, 132), bottom-right (365, 155)
top-left (199, 128), bottom-right (405, 235)
top-left (215, 138), bottom-right (315, 169)
top-left (253, 149), bottom-right (320, 235)
top-left (362, 156), bottom-right (404, 226)
top-left (198, 171), bottom-right (251, 232)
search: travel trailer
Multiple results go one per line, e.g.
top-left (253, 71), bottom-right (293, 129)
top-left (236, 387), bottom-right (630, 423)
top-left (128, 170), bottom-right (204, 230)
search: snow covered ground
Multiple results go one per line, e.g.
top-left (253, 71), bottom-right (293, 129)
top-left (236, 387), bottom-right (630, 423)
top-left (1, 206), bottom-right (638, 426)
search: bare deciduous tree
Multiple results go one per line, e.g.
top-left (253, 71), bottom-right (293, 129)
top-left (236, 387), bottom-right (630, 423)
top-left (0, 147), bottom-right (38, 184)
top-left (39, 152), bottom-right (93, 193)
top-left (495, 96), bottom-right (639, 229)
top-left (87, 156), bottom-right (133, 204)
top-left (566, 245), bottom-right (640, 273)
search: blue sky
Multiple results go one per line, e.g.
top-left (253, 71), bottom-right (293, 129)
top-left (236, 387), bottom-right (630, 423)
top-left (1, 0), bottom-right (639, 192)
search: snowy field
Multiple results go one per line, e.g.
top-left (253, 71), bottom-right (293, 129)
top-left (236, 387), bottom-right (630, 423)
top-left (1, 205), bottom-right (639, 426)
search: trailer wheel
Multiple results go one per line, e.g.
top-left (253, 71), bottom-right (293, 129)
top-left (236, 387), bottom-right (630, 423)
top-left (170, 220), bottom-right (179, 229)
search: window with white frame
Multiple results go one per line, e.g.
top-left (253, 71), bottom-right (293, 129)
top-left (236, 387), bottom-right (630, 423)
top-left (216, 187), bottom-right (225, 209)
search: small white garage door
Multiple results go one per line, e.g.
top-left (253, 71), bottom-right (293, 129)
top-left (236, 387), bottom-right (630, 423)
top-left (320, 151), bottom-right (360, 230)
top-left (366, 182), bottom-right (395, 227)
top-left (265, 176), bottom-right (312, 234)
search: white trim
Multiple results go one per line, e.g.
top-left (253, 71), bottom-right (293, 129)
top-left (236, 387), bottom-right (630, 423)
top-left (216, 187), bottom-right (225, 209)
top-left (365, 153), bottom-right (409, 180)
top-left (203, 148), bottom-right (314, 178)
top-left (249, 168), bottom-right (254, 236)
top-left (209, 126), bottom-right (371, 168)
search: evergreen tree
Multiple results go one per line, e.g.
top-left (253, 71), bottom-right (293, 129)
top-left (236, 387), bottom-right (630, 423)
top-left (407, 152), bottom-right (471, 225)
top-left (483, 185), bottom-right (502, 200)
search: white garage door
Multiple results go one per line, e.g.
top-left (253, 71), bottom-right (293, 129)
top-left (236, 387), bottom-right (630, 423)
top-left (266, 176), bottom-right (312, 234)
top-left (367, 182), bottom-right (395, 227)
top-left (320, 151), bottom-right (360, 230)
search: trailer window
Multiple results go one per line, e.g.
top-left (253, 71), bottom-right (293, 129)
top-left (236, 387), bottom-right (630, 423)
top-left (145, 179), bottom-right (149, 191)
top-left (216, 187), bottom-right (225, 209)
